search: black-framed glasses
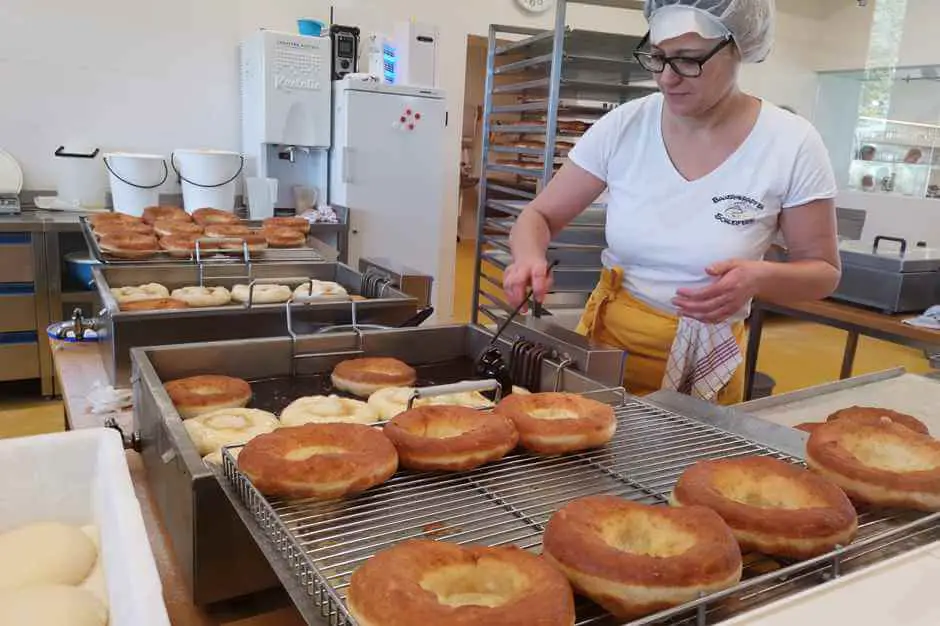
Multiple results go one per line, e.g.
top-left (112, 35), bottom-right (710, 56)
top-left (633, 32), bottom-right (734, 78)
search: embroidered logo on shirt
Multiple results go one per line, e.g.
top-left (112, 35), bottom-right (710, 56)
top-left (712, 194), bottom-right (765, 226)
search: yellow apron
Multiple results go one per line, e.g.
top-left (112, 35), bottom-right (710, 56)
top-left (575, 268), bottom-right (747, 406)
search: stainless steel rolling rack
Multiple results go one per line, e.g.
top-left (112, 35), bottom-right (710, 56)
top-left (472, 0), bottom-right (657, 327)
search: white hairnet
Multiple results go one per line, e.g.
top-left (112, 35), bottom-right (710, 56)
top-left (644, 0), bottom-right (776, 64)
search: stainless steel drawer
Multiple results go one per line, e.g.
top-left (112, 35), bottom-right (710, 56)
top-left (0, 286), bottom-right (37, 332)
top-left (0, 333), bottom-right (40, 382)
top-left (0, 234), bottom-right (35, 283)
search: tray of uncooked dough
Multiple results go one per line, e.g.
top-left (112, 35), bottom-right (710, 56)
top-left (217, 389), bottom-right (940, 626)
top-left (738, 368), bottom-right (940, 435)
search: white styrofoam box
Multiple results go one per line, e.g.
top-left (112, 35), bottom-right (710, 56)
top-left (0, 428), bottom-right (168, 626)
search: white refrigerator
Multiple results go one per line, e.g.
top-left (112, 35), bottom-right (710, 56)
top-left (330, 80), bottom-right (448, 313)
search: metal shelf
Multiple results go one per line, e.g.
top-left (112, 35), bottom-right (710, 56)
top-left (496, 28), bottom-right (646, 59)
top-left (493, 77), bottom-right (657, 101)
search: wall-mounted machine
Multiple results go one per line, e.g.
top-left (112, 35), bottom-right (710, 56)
top-left (330, 24), bottom-right (360, 80)
top-left (240, 30), bottom-right (332, 211)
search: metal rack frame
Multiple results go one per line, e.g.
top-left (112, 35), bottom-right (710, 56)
top-left (471, 0), bottom-right (656, 325)
top-left (218, 391), bottom-right (940, 626)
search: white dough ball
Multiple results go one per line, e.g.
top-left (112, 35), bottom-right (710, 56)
top-left (0, 522), bottom-right (97, 589)
top-left (0, 585), bottom-right (107, 626)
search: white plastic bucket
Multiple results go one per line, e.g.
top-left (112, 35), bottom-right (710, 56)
top-left (171, 149), bottom-right (244, 213)
top-left (103, 153), bottom-right (168, 217)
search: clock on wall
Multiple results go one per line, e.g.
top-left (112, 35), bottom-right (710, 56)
top-left (516, 0), bottom-right (555, 14)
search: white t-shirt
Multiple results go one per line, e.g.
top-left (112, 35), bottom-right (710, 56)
top-left (568, 94), bottom-right (837, 321)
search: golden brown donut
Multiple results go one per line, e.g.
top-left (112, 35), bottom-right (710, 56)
top-left (119, 297), bottom-right (189, 312)
top-left (238, 423), bottom-right (398, 499)
top-left (543, 496), bottom-right (742, 620)
top-left (142, 205), bottom-right (190, 225)
top-left (164, 374), bottom-right (252, 419)
top-left (152, 219), bottom-right (204, 238)
top-left (795, 422), bottom-right (820, 434)
top-left (158, 235), bottom-right (200, 258)
top-left (192, 207), bottom-right (240, 226)
top-left (671, 457), bottom-right (858, 559)
top-left (828, 406), bottom-right (929, 435)
top-left (263, 226), bottom-right (306, 248)
top-left (332, 357), bottom-right (417, 397)
top-left (219, 233), bottom-right (268, 253)
top-left (98, 233), bottom-right (160, 259)
top-left (384, 406), bottom-right (519, 471)
top-left (807, 418), bottom-right (940, 511)
top-left (263, 216), bottom-right (311, 234)
top-left (348, 540), bottom-right (575, 626)
top-left (88, 212), bottom-right (142, 228)
top-left (204, 223), bottom-right (251, 238)
top-left (92, 221), bottom-right (154, 237)
top-left (494, 392), bottom-right (616, 455)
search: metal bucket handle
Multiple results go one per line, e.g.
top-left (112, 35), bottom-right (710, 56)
top-left (285, 295), bottom-right (364, 377)
top-left (103, 156), bottom-right (169, 190)
top-left (171, 152), bottom-right (245, 188)
top-left (194, 237), bottom-right (253, 285)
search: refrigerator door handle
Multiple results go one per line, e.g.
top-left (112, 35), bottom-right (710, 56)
top-left (342, 146), bottom-right (353, 184)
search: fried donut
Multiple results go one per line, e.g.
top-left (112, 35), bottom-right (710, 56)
top-left (807, 417), bottom-right (940, 511)
top-left (158, 235), bottom-right (200, 258)
top-left (164, 374), bottom-right (252, 419)
top-left (238, 423), bottom-right (399, 499)
top-left (204, 223), bottom-right (251, 238)
top-left (92, 221), bottom-right (154, 237)
top-left (183, 408), bottom-right (279, 456)
top-left (828, 406), bottom-right (929, 435)
top-left (263, 226), bottom-right (306, 248)
top-left (332, 357), bottom-right (417, 397)
top-left (671, 457), bottom-right (858, 559)
top-left (263, 216), bottom-right (310, 233)
top-left (142, 205), bottom-right (190, 225)
top-left (110, 283), bottom-right (170, 304)
top-left (543, 496), bottom-right (742, 620)
top-left (219, 234), bottom-right (268, 253)
top-left (170, 286), bottom-right (232, 308)
top-left (494, 392), bottom-right (616, 455)
top-left (795, 422), bottom-right (820, 434)
top-left (348, 540), bottom-right (575, 626)
top-left (88, 212), bottom-right (142, 228)
top-left (152, 219), bottom-right (204, 237)
top-left (293, 280), bottom-right (348, 298)
top-left (231, 283), bottom-right (292, 304)
top-left (98, 233), bottom-right (159, 259)
top-left (384, 405), bottom-right (518, 472)
top-left (280, 395), bottom-right (379, 426)
top-left (368, 385), bottom-right (494, 420)
top-left (119, 297), bottom-right (189, 312)
top-left (192, 207), bottom-right (240, 226)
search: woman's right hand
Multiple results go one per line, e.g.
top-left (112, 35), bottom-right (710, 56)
top-left (503, 257), bottom-right (553, 308)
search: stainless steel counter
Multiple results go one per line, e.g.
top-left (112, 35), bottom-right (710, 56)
top-left (0, 210), bottom-right (84, 232)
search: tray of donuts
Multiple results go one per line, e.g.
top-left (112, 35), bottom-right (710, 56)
top-left (81, 207), bottom-right (326, 264)
top-left (0, 428), bottom-right (168, 626)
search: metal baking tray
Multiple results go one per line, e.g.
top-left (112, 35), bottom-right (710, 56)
top-left (80, 215), bottom-right (334, 265)
top-left (95, 260), bottom-right (420, 385)
top-left (130, 321), bottom-right (622, 605)
top-left (214, 372), bottom-right (940, 625)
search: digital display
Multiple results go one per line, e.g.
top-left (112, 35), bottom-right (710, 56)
top-left (338, 39), bottom-right (354, 55)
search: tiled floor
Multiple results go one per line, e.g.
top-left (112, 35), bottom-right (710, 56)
top-left (0, 240), bottom-right (930, 440)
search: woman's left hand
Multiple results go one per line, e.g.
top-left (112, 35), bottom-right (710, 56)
top-left (673, 259), bottom-right (767, 324)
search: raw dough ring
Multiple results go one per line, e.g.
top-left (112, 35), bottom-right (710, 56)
top-left (543, 496), bottom-right (742, 620)
top-left (384, 405), bottom-right (519, 471)
top-left (671, 456), bottom-right (858, 559)
top-left (231, 283), bottom-right (293, 304)
top-left (368, 385), bottom-right (494, 420)
top-left (238, 423), bottom-right (399, 499)
top-left (347, 540), bottom-right (575, 626)
top-left (110, 283), bottom-right (170, 304)
top-left (494, 392), bottom-right (616, 455)
top-left (280, 395), bottom-right (379, 426)
top-left (807, 417), bottom-right (940, 511)
top-left (171, 286), bottom-right (233, 308)
top-left (294, 280), bottom-right (349, 298)
top-left (183, 408), bottom-right (280, 456)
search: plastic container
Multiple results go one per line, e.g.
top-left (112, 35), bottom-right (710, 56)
top-left (171, 149), bottom-right (244, 213)
top-left (103, 153), bottom-right (168, 217)
top-left (54, 146), bottom-right (108, 209)
top-left (0, 428), bottom-right (169, 626)
top-left (64, 251), bottom-right (99, 290)
top-left (298, 19), bottom-right (324, 36)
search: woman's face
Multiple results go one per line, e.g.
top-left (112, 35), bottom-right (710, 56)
top-left (652, 32), bottom-right (741, 118)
